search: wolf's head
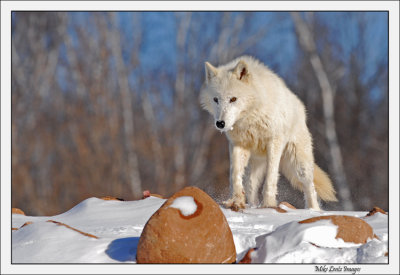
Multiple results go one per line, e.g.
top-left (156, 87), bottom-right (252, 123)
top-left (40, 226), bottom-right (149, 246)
top-left (199, 59), bottom-right (255, 132)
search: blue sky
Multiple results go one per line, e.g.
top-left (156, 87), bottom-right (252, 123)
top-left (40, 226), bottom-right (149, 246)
top-left (13, 11), bottom-right (387, 103)
top-left (108, 11), bottom-right (387, 83)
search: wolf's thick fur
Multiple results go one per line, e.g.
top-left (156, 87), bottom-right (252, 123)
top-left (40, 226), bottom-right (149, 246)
top-left (200, 56), bottom-right (337, 210)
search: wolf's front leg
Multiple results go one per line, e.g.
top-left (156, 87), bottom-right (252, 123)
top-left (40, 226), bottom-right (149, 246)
top-left (223, 144), bottom-right (250, 211)
top-left (262, 139), bottom-right (284, 208)
top-left (247, 156), bottom-right (267, 207)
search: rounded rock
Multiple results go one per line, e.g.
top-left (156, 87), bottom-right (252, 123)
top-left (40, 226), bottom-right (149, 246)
top-left (136, 186), bottom-right (236, 263)
top-left (299, 215), bottom-right (375, 245)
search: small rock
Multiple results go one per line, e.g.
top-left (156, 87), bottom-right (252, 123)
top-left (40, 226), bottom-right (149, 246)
top-left (136, 186), bottom-right (236, 263)
top-left (271, 207), bottom-right (287, 213)
top-left (12, 208), bottom-right (25, 215)
top-left (238, 248), bottom-right (256, 263)
top-left (142, 190), bottom-right (151, 199)
top-left (100, 196), bottom-right (124, 201)
top-left (366, 206), bottom-right (387, 217)
top-left (299, 215), bottom-right (375, 245)
top-left (278, 201), bottom-right (296, 210)
top-left (267, 202), bottom-right (297, 213)
top-left (142, 190), bottom-right (165, 199)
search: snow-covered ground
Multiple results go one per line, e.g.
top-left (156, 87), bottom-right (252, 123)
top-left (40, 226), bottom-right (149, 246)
top-left (12, 196), bottom-right (388, 264)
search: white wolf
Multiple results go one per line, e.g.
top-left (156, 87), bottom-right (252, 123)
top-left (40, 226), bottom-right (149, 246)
top-left (200, 56), bottom-right (337, 211)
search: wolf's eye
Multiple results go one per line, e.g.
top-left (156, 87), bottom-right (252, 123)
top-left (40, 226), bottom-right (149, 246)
top-left (213, 97), bottom-right (219, 104)
top-left (230, 97), bottom-right (237, 103)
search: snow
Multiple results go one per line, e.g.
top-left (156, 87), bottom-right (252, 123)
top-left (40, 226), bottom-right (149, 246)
top-left (250, 219), bottom-right (374, 264)
top-left (11, 196), bottom-right (388, 265)
top-left (169, 196), bottom-right (197, 216)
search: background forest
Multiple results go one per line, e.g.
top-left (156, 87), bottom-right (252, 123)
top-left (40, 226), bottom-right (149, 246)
top-left (11, 11), bottom-right (388, 215)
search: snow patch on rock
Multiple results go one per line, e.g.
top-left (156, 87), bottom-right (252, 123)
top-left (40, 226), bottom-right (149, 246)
top-left (169, 196), bottom-right (197, 216)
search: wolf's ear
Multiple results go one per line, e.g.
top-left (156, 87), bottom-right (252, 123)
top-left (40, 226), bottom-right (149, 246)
top-left (205, 62), bottom-right (218, 83)
top-left (233, 60), bottom-right (249, 82)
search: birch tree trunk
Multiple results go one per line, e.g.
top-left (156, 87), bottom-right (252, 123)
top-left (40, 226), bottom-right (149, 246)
top-left (108, 12), bottom-right (142, 198)
top-left (173, 12), bottom-right (192, 191)
top-left (291, 12), bottom-right (354, 210)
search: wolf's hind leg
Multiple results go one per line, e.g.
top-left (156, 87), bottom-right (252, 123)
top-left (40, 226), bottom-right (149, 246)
top-left (281, 142), bottom-right (320, 210)
top-left (247, 156), bottom-right (266, 207)
top-left (261, 139), bottom-right (285, 208)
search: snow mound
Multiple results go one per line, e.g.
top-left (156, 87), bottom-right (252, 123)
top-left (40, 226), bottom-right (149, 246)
top-left (251, 219), bottom-right (365, 263)
top-left (169, 196), bottom-right (197, 216)
top-left (11, 196), bottom-right (388, 264)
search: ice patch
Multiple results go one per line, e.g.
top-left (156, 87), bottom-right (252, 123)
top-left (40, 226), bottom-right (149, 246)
top-left (169, 196), bottom-right (197, 216)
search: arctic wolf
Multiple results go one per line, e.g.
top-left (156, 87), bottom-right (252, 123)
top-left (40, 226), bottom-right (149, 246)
top-left (200, 56), bottom-right (337, 211)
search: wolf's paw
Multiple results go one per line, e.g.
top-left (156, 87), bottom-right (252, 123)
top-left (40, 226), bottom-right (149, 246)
top-left (223, 198), bottom-right (245, 212)
top-left (261, 198), bottom-right (278, 208)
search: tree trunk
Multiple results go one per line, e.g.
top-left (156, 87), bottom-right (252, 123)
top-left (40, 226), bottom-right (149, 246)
top-left (108, 12), bottom-right (142, 199)
top-left (291, 12), bottom-right (353, 210)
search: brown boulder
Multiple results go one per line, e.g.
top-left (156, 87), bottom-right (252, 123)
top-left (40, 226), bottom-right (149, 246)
top-left (299, 215), bottom-right (375, 244)
top-left (136, 186), bottom-right (236, 263)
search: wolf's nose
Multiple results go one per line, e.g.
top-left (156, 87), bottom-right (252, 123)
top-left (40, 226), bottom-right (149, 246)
top-left (216, 120), bottom-right (225, 129)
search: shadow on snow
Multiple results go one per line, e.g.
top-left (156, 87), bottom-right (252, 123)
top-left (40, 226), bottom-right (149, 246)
top-left (105, 237), bottom-right (140, 262)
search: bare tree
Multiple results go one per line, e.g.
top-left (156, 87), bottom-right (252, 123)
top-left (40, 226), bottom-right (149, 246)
top-left (291, 12), bottom-right (353, 210)
top-left (107, 12), bottom-right (142, 198)
top-left (12, 12), bottom-right (386, 215)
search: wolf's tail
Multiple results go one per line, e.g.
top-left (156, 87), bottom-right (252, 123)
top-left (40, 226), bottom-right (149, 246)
top-left (313, 164), bottom-right (338, 202)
